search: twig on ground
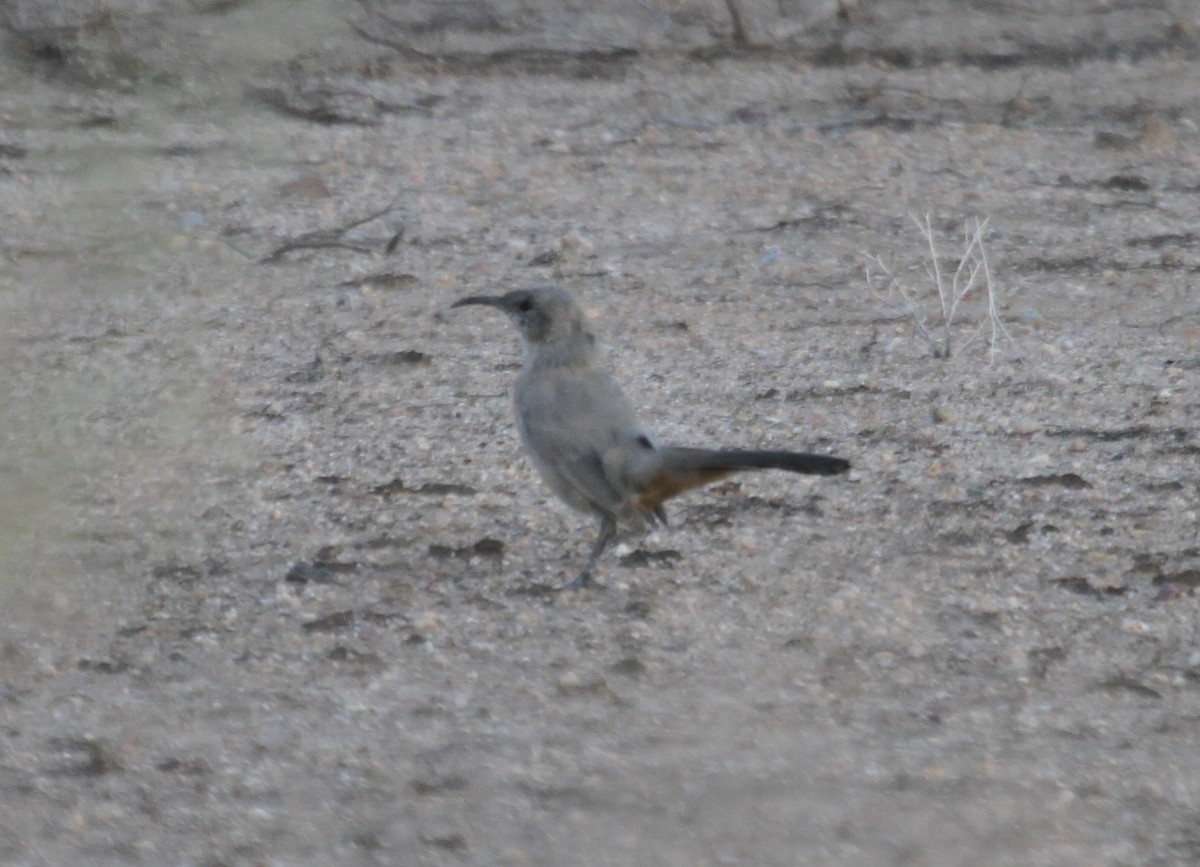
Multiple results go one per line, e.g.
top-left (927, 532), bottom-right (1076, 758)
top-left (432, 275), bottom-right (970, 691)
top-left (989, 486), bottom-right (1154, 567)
top-left (260, 196), bottom-right (406, 264)
top-left (866, 214), bottom-right (1016, 361)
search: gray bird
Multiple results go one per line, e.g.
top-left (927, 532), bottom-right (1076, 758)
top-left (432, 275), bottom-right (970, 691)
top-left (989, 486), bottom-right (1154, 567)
top-left (453, 285), bottom-right (849, 587)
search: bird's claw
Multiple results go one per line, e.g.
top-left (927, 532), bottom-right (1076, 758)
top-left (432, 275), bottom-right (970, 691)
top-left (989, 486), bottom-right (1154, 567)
top-left (561, 572), bottom-right (597, 590)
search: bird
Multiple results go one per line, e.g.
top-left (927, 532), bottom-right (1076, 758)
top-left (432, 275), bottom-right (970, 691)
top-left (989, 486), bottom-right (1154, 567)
top-left (453, 285), bottom-right (849, 587)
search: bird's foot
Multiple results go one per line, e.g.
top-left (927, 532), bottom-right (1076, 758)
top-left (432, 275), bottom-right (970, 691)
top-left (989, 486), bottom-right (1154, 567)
top-left (561, 571), bottom-right (599, 590)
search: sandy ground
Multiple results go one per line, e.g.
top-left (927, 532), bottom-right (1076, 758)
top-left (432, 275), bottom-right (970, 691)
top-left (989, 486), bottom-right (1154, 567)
top-left (2, 1), bottom-right (1200, 864)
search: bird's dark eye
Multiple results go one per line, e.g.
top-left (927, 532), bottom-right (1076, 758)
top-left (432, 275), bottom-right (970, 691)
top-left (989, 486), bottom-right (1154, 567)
top-left (516, 298), bottom-right (533, 313)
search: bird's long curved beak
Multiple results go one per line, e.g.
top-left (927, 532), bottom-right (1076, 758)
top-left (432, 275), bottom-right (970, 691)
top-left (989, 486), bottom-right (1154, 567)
top-left (452, 295), bottom-right (506, 309)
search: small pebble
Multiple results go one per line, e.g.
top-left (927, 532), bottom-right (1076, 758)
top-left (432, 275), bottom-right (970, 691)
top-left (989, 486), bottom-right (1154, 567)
top-left (555, 230), bottom-right (594, 256)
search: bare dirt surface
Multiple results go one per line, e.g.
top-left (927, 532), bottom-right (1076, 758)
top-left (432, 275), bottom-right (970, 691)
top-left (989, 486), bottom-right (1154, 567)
top-left (2, 1), bottom-right (1200, 864)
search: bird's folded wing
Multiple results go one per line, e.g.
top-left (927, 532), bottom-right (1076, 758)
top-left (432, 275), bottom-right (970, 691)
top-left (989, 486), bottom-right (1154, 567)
top-left (516, 368), bottom-right (646, 515)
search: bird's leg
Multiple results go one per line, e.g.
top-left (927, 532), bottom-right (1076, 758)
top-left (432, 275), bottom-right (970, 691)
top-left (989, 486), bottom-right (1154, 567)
top-left (564, 513), bottom-right (616, 589)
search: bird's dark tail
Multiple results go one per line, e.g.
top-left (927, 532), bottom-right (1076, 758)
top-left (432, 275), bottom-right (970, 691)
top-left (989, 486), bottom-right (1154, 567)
top-left (660, 447), bottom-right (850, 476)
top-left (632, 446), bottom-right (849, 516)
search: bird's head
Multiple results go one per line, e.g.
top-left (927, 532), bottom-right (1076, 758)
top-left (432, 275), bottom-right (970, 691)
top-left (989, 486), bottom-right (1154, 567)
top-left (453, 285), bottom-right (593, 361)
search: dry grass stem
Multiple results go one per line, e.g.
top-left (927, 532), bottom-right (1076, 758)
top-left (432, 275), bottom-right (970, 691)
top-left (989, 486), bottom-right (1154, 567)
top-left (867, 214), bottom-right (1016, 361)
